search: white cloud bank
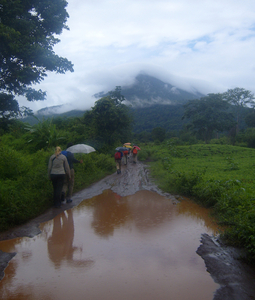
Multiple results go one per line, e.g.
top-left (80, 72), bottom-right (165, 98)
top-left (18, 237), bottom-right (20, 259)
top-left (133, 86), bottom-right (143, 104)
top-left (17, 0), bottom-right (255, 113)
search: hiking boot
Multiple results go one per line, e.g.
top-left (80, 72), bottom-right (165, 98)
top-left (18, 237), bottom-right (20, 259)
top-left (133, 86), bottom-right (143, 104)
top-left (66, 199), bottom-right (73, 203)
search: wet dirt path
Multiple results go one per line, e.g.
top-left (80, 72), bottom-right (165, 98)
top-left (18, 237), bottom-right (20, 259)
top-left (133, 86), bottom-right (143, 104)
top-left (0, 161), bottom-right (255, 300)
top-left (0, 189), bottom-right (219, 300)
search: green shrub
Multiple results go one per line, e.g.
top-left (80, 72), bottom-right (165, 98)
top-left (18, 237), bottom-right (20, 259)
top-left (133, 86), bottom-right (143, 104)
top-left (0, 149), bottom-right (53, 231)
top-left (0, 146), bottom-right (29, 179)
top-left (137, 150), bottom-right (151, 161)
top-left (161, 156), bottom-right (173, 170)
top-left (169, 170), bottom-right (204, 196)
top-left (0, 147), bottom-right (116, 232)
top-left (193, 179), bottom-right (243, 208)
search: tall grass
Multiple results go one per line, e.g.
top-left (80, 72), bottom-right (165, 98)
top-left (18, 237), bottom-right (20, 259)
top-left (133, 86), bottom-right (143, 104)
top-left (142, 142), bottom-right (255, 263)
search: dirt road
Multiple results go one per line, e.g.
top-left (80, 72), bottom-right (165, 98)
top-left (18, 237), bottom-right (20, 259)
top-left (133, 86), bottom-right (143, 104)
top-left (0, 161), bottom-right (255, 299)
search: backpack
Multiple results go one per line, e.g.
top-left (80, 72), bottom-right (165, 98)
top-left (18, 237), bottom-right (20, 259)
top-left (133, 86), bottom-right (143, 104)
top-left (114, 152), bottom-right (121, 160)
top-left (133, 148), bottom-right (138, 154)
top-left (61, 150), bottom-right (68, 157)
top-left (61, 150), bottom-right (71, 165)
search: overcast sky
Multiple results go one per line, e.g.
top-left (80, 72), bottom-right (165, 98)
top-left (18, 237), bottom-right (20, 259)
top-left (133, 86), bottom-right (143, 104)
top-left (18, 0), bottom-right (255, 113)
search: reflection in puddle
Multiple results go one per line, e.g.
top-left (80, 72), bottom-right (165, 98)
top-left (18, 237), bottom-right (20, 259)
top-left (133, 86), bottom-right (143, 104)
top-left (0, 190), bottom-right (219, 300)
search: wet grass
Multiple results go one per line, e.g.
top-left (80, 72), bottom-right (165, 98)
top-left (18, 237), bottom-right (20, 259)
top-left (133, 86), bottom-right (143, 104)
top-left (141, 142), bottom-right (255, 264)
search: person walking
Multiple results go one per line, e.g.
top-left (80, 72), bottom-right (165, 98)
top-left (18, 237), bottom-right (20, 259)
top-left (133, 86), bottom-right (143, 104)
top-left (61, 142), bottom-right (83, 203)
top-left (114, 150), bottom-right (123, 174)
top-left (123, 149), bottom-right (129, 165)
top-left (132, 146), bottom-right (138, 163)
top-left (48, 146), bottom-right (71, 208)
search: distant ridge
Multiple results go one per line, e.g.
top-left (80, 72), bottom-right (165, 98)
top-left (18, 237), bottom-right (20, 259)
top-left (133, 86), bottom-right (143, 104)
top-left (121, 74), bottom-right (204, 107)
top-left (22, 108), bottom-right (85, 125)
top-left (22, 73), bottom-right (204, 125)
top-left (36, 105), bottom-right (65, 115)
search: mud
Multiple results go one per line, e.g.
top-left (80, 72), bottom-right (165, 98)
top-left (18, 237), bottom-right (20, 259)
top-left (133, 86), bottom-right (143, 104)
top-left (197, 234), bottom-right (255, 300)
top-left (0, 161), bottom-right (255, 299)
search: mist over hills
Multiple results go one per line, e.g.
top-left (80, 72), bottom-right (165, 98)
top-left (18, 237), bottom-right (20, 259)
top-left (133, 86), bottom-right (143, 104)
top-left (23, 74), bottom-right (204, 129)
top-left (94, 73), bottom-right (204, 107)
top-left (122, 74), bottom-right (203, 106)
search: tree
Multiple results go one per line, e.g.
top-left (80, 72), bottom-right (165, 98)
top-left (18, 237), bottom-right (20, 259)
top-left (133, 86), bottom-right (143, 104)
top-left (91, 92), bottom-right (132, 145)
top-left (0, 0), bottom-right (73, 122)
top-left (25, 117), bottom-right (65, 150)
top-left (108, 86), bottom-right (125, 105)
top-left (222, 88), bottom-right (255, 134)
top-left (182, 94), bottom-right (235, 143)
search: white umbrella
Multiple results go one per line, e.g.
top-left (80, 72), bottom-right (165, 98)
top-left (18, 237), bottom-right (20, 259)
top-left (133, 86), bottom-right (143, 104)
top-left (66, 144), bottom-right (96, 154)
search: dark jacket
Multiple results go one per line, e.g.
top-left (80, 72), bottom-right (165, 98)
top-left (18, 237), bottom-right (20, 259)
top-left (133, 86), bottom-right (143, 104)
top-left (62, 150), bottom-right (80, 169)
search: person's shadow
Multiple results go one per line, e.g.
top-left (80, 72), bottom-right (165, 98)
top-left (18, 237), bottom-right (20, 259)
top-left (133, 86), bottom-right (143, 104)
top-left (47, 210), bottom-right (94, 269)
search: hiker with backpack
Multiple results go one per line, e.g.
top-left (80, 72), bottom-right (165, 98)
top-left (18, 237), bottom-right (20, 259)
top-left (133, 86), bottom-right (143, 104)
top-left (123, 149), bottom-right (129, 165)
top-left (114, 150), bottom-right (123, 174)
top-left (132, 146), bottom-right (138, 163)
top-left (61, 142), bottom-right (83, 203)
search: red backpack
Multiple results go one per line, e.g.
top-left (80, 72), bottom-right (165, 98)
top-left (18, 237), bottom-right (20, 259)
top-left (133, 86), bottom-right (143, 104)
top-left (114, 151), bottom-right (121, 160)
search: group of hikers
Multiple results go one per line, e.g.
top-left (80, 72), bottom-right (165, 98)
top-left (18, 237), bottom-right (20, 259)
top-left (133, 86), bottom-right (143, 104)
top-left (48, 142), bottom-right (140, 208)
top-left (48, 143), bottom-right (83, 208)
top-left (114, 144), bottom-right (139, 174)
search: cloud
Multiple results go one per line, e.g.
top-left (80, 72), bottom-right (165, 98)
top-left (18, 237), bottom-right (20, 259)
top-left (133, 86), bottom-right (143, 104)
top-left (17, 0), bottom-right (255, 113)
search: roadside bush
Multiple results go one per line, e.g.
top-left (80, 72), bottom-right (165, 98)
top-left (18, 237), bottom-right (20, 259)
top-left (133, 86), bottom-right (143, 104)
top-left (0, 148), bottom-right (116, 232)
top-left (193, 179), bottom-right (243, 208)
top-left (0, 149), bottom-right (52, 231)
top-left (161, 156), bottom-right (173, 170)
top-left (216, 194), bottom-right (255, 262)
top-left (0, 146), bottom-right (29, 179)
top-left (74, 152), bottom-right (115, 191)
top-left (137, 149), bottom-right (152, 161)
top-left (169, 170), bottom-right (204, 196)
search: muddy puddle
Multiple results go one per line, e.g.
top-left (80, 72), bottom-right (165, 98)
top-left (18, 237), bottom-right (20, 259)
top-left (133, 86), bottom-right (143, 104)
top-left (0, 189), bottom-right (220, 300)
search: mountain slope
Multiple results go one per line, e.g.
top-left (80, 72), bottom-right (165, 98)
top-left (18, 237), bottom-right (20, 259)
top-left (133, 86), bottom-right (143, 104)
top-left (22, 73), bottom-right (204, 129)
top-left (121, 74), bottom-right (203, 107)
top-left (131, 104), bottom-right (187, 133)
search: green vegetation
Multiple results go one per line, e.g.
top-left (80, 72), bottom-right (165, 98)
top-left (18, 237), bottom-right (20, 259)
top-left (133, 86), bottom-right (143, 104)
top-left (140, 141), bottom-right (255, 263)
top-left (0, 87), bottom-right (131, 232)
top-left (182, 93), bottom-right (235, 143)
top-left (2, 0), bottom-right (255, 267)
top-left (0, 145), bottom-right (115, 232)
top-left (132, 104), bottom-right (186, 134)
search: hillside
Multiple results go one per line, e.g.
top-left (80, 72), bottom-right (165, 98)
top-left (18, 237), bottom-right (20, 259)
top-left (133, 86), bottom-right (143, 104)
top-left (121, 74), bottom-right (203, 107)
top-left (22, 73), bottom-right (203, 130)
top-left (94, 73), bottom-right (204, 107)
top-left (22, 109), bottom-right (85, 125)
top-left (131, 104), bottom-right (187, 133)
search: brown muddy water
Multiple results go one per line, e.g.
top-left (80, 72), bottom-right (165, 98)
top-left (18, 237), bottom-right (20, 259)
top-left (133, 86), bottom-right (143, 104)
top-left (0, 189), bottom-right (220, 300)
